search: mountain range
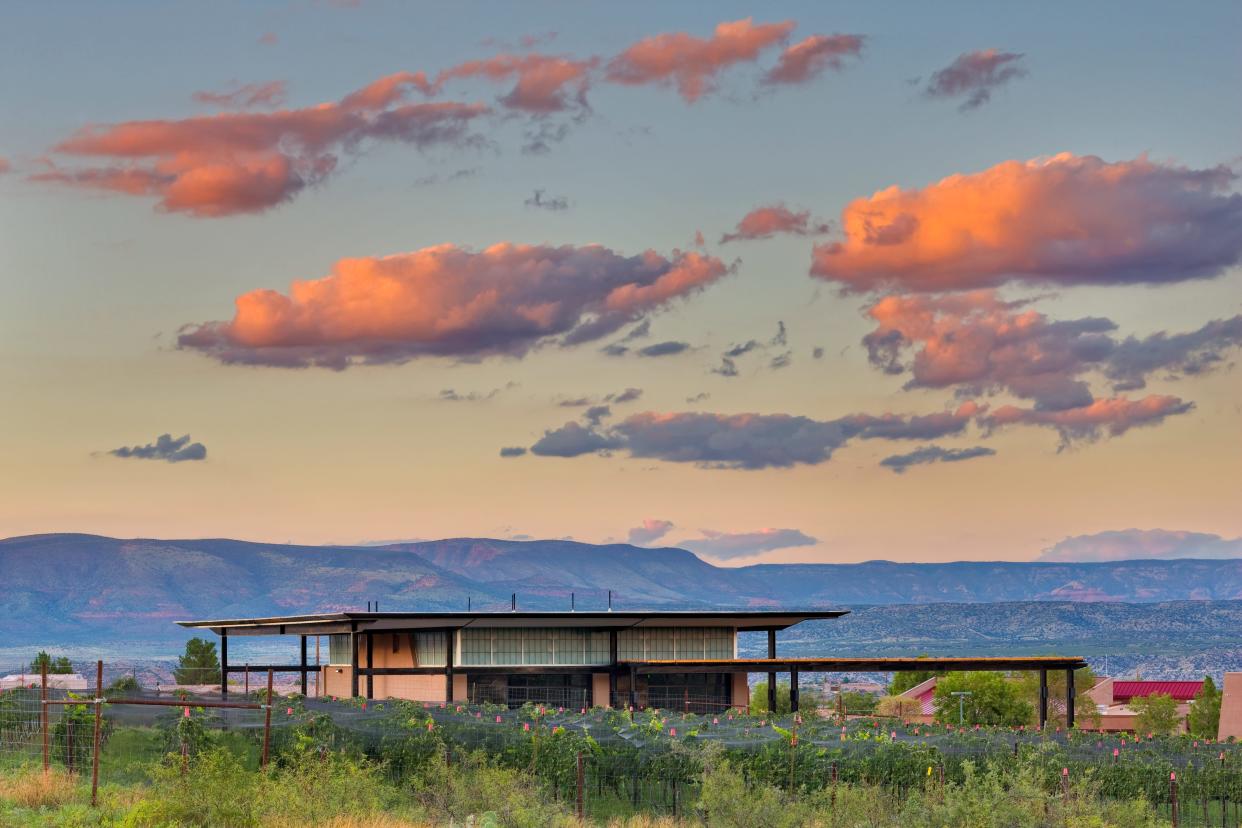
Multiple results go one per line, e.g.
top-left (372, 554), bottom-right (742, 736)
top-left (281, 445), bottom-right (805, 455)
top-left (6, 532), bottom-right (1242, 651)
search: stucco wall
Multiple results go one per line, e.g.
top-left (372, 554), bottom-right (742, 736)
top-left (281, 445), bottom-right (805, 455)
top-left (1219, 673), bottom-right (1242, 741)
top-left (731, 673), bottom-right (750, 709)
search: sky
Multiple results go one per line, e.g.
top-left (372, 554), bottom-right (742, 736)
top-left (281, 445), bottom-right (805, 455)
top-left (1, 1), bottom-right (1240, 565)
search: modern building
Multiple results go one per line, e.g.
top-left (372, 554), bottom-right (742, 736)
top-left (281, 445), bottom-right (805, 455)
top-left (1085, 677), bottom-right (1205, 733)
top-left (177, 609), bottom-right (1087, 716)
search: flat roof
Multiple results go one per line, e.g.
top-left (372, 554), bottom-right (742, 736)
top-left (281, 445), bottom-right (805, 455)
top-left (625, 656), bottom-right (1089, 673)
top-left (177, 609), bottom-right (850, 636)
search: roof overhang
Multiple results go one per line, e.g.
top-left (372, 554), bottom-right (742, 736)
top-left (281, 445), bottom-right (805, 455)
top-left (176, 609), bottom-right (849, 637)
top-left (622, 656), bottom-right (1090, 673)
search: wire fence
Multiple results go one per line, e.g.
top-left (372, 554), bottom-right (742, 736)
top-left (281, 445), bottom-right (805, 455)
top-left (4, 664), bottom-right (1242, 825)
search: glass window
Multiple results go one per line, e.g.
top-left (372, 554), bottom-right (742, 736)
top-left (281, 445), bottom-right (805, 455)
top-left (414, 631), bottom-right (447, 666)
top-left (328, 634), bottom-right (352, 665)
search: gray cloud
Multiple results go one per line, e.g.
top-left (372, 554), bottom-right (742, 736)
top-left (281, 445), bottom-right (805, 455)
top-left (108, 433), bottom-right (206, 463)
top-left (1037, 529), bottom-right (1242, 563)
top-left (524, 188), bottom-right (569, 210)
top-left (627, 519), bottom-right (674, 545)
top-left (439, 382), bottom-right (516, 403)
top-left (924, 49), bottom-right (1027, 111)
top-left (879, 444), bottom-right (996, 474)
top-left (499, 446), bottom-right (528, 457)
top-left (524, 403), bottom-right (981, 469)
top-left (681, 528), bottom-right (818, 560)
top-left (638, 340), bottom-right (691, 357)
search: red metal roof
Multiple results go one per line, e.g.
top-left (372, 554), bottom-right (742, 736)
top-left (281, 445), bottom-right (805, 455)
top-left (1111, 681), bottom-right (1204, 702)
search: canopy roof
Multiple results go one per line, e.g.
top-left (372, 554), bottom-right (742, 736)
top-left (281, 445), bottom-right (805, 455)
top-left (177, 609), bottom-right (850, 637)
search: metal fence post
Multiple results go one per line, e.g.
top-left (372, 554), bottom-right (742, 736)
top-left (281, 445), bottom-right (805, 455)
top-left (261, 669), bottom-right (273, 769)
top-left (41, 664), bottom-right (49, 774)
top-left (90, 660), bottom-right (102, 807)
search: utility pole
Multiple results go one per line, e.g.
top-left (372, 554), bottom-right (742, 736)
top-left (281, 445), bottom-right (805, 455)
top-left (951, 690), bottom-right (973, 725)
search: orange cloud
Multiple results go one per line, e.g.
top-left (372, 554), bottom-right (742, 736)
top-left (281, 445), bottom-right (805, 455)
top-left (37, 74), bottom-right (484, 216)
top-left (606, 17), bottom-right (795, 102)
top-left (178, 243), bottom-right (727, 368)
top-left (762, 33), bottom-right (864, 86)
top-left (192, 80), bottom-right (288, 110)
top-left (434, 54), bottom-right (599, 113)
top-left (720, 204), bottom-right (831, 243)
top-left (984, 395), bottom-right (1193, 447)
top-left (812, 153), bottom-right (1242, 292)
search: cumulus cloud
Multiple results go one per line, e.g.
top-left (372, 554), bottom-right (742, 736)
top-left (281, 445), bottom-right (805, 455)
top-left (720, 204), bottom-right (831, 243)
top-left (638, 340), bottom-right (691, 357)
top-left (1037, 529), bottom-right (1242, 562)
top-left (108, 433), bottom-right (206, 463)
top-left (499, 446), bottom-right (527, 457)
top-left (524, 188), bottom-right (569, 210)
top-left (525, 403), bottom-right (980, 469)
top-left (879, 444), bottom-right (995, 474)
top-left (606, 17), bottom-right (795, 102)
top-left (863, 291), bottom-right (1242, 414)
top-left (627, 518), bottom-right (675, 545)
top-left (982, 395), bottom-right (1193, 448)
top-left (761, 33), bottom-right (865, 86)
top-left (192, 80), bottom-right (288, 110)
top-left (178, 243), bottom-right (728, 368)
top-left (681, 528), bottom-right (817, 560)
top-left (36, 72), bottom-right (484, 216)
top-left (923, 49), bottom-right (1027, 110)
top-left (811, 153), bottom-right (1242, 292)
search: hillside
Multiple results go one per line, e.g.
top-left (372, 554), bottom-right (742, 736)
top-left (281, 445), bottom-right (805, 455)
top-left (6, 533), bottom-right (1242, 652)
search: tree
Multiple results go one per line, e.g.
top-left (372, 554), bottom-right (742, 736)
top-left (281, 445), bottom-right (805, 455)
top-left (932, 672), bottom-right (1032, 727)
top-left (174, 637), bottom-right (221, 685)
top-left (31, 651), bottom-right (73, 674)
top-left (1131, 692), bottom-right (1180, 736)
top-left (1187, 677), bottom-right (1222, 738)
top-left (749, 681), bottom-right (823, 716)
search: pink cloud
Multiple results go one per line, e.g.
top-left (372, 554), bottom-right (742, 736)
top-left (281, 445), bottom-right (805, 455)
top-left (924, 49), bottom-right (1027, 110)
top-left (0, 157), bottom-right (11, 175)
top-left (720, 204), bottom-right (831, 243)
top-left (762, 33), bottom-right (864, 86)
top-left (434, 54), bottom-right (598, 114)
top-left (812, 153), bottom-right (1242, 292)
top-left (178, 243), bottom-right (727, 368)
top-left (862, 291), bottom-right (1242, 410)
top-left (192, 80), bottom-right (288, 110)
top-left (258, 32), bottom-right (278, 46)
top-left (37, 74), bottom-right (484, 216)
top-left (983, 395), bottom-right (1193, 446)
top-left (606, 17), bottom-right (795, 102)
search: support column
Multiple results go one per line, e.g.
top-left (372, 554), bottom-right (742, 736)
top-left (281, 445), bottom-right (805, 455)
top-left (790, 669), bottom-right (800, 714)
top-left (349, 627), bottom-right (359, 698)
top-left (220, 631), bottom-right (229, 698)
top-left (445, 628), bottom-right (455, 702)
top-left (1038, 669), bottom-right (1048, 729)
top-left (1065, 668), bottom-right (1076, 729)
top-left (300, 636), bottom-right (308, 696)
top-left (608, 630), bottom-right (618, 707)
top-left (767, 629), bottom-right (777, 714)
top-left (628, 665), bottom-right (638, 709)
top-left (365, 632), bottom-right (374, 700)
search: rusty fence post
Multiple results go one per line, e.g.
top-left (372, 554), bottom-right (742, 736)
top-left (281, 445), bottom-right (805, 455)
top-left (41, 663), bottom-right (49, 773)
top-left (261, 669), bottom-right (273, 769)
top-left (67, 721), bottom-right (74, 774)
top-left (831, 760), bottom-right (838, 811)
top-left (90, 660), bottom-right (102, 807)
top-left (576, 751), bottom-right (585, 822)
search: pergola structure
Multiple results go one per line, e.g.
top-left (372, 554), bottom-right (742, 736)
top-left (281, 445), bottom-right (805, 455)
top-left (177, 610), bottom-right (1087, 725)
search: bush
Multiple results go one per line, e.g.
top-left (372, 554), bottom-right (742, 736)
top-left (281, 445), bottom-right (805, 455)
top-left (411, 749), bottom-right (570, 828)
top-left (0, 767), bottom-right (81, 810)
top-left (933, 672), bottom-right (1032, 727)
top-left (1131, 692), bottom-right (1180, 736)
top-left (697, 759), bottom-right (807, 827)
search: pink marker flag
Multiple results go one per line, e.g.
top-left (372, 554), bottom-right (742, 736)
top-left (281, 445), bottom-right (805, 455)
top-left (183, 706), bottom-right (190, 718)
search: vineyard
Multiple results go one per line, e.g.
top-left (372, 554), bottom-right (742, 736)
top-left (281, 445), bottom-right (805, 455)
top-left (3, 683), bottom-right (1242, 825)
